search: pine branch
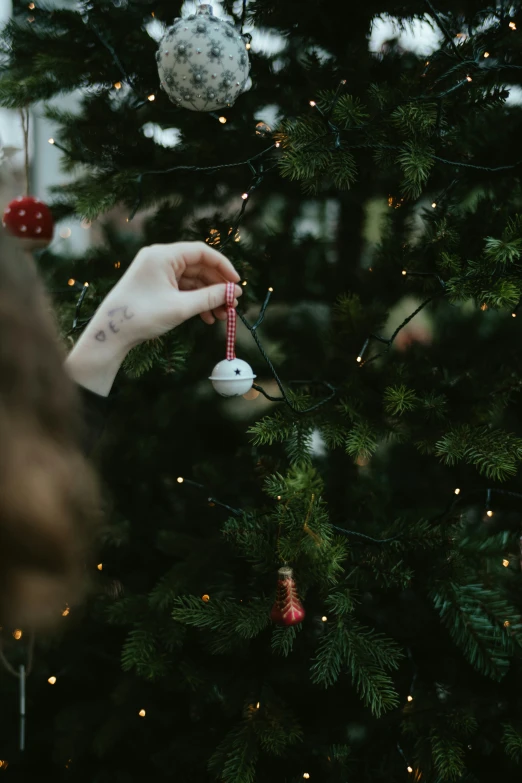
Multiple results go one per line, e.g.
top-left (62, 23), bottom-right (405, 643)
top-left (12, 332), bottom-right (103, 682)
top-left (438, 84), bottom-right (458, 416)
top-left (208, 722), bottom-right (258, 783)
top-left (435, 425), bottom-right (522, 481)
top-left (310, 620), bottom-right (402, 716)
top-left (121, 628), bottom-right (169, 680)
top-left (172, 596), bottom-right (271, 640)
top-left (271, 625), bottom-right (299, 657)
top-left (430, 731), bottom-right (466, 782)
top-left (384, 385), bottom-right (419, 415)
top-left (431, 583), bottom-right (522, 680)
top-left (502, 723), bottom-right (522, 763)
top-left (345, 421), bottom-right (379, 461)
top-left (253, 702), bottom-right (303, 755)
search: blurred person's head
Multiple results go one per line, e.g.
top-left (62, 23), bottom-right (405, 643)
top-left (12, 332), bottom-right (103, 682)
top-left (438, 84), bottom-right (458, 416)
top-left (0, 237), bottom-right (99, 630)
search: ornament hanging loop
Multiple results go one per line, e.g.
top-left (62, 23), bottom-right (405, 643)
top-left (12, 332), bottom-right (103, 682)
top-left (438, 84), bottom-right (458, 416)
top-left (225, 281), bottom-right (237, 360)
top-left (19, 108), bottom-right (30, 197)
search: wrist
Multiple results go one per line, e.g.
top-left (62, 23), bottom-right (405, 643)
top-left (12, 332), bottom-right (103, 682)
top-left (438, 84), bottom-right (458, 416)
top-left (65, 308), bottom-right (131, 397)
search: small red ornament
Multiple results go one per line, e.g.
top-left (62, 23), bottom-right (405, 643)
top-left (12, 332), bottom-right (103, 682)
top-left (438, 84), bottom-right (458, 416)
top-left (2, 195), bottom-right (54, 250)
top-left (270, 566), bottom-right (305, 626)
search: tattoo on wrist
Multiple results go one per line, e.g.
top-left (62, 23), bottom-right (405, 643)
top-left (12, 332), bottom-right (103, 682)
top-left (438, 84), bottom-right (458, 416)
top-left (93, 305), bottom-right (135, 343)
top-left (108, 306), bottom-right (135, 320)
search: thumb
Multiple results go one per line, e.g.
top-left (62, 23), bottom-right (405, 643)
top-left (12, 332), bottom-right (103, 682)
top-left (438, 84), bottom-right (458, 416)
top-left (179, 283), bottom-right (242, 321)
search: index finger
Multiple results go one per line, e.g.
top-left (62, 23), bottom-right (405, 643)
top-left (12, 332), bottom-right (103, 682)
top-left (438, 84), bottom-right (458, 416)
top-left (170, 241), bottom-right (240, 283)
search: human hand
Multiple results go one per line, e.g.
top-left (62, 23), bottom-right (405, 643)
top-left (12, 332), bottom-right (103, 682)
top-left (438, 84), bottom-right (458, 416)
top-left (65, 242), bottom-right (242, 396)
top-left (92, 241), bottom-right (242, 349)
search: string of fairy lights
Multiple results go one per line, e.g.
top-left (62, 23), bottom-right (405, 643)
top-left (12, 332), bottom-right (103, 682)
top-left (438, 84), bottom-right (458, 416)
top-left (9, 1), bottom-right (522, 777)
top-left (44, 1), bottom-right (522, 383)
top-left (1, 445), bottom-right (517, 767)
top-left (176, 474), bottom-right (522, 539)
top-left (42, 0), bottom-right (522, 235)
top-left (171, 473), bottom-right (522, 778)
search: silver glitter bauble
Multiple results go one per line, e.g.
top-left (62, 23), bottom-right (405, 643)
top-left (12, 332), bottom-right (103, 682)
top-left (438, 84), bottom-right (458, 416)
top-left (156, 4), bottom-right (250, 112)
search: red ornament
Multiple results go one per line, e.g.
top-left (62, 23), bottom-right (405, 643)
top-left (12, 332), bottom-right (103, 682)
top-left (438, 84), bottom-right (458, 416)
top-left (270, 566), bottom-right (305, 626)
top-left (2, 196), bottom-right (54, 250)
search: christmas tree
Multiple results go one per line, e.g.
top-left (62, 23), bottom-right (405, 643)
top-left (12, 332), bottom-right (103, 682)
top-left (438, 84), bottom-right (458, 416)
top-left (2, 0), bottom-right (522, 780)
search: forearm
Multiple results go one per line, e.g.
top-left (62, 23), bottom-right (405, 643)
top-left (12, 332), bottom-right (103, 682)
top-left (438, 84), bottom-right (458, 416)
top-left (64, 242), bottom-right (241, 395)
top-left (65, 304), bottom-right (133, 397)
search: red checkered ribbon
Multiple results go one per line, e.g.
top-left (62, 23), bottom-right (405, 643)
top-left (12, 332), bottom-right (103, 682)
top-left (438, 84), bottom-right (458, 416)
top-left (225, 282), bottom-right (236, 360)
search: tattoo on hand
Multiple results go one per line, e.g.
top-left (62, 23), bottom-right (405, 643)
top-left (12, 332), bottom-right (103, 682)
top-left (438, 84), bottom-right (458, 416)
top-left (95, 330), bottom-right (107, 342)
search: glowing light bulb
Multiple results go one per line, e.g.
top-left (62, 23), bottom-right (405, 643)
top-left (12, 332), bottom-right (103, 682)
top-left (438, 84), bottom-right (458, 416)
top-left (202, 594), bottom-right (210, 602)
top-left (245, 42), bottom-right (251, 49)
top-left (276, 495), bottom-right (282, 501)
top-left (407, 695), bottom-right (413, 702)
top-left (275, 141), bottom-right (281, 147)
top-left (431, 202), bottom-right (437, 208)
top-left (303, 775), bottom-right (310, 780)
top-left (268, 287), bottom-right (274, 292)
top-left (67, 278), bottom-right (75, 286)
top-left (243, 388), bottom-right (260, 400)
top-left (466, 75), bottom-right (472, 82)
top-left (504, 620), bottom-right (511, 628)
top-left (218, 116), bottom-right (227, 124)
top-left (486, 509), bottom-right (494, 517)
top-left (83, 282), bottom-right (89, 288)
top-left (481, 303), bottom-right (488, 311)
top-left (147, 94), bottom-right (155, 102)
top-left (512, 313), bottom-right (517, 318)
top-left (241, 280), bottom-right (248, 286)
top-left (177, 477), bottom-right (184, 484)
top-left (256, 702), bottom-right (260, 709)
top-left (484, 51), bottom-right (490, 58)
top-left (407, 767), bottom-right (413, 774)
top-left (97, 563), bottom-right (103, 571)
top-left (139, 709), bottom-right (146, 717)
top-left (28, 2), bottom-right (35, 7)
top-left (509, 21), bottom-right (517, 29)
top-left (309, 100), bottom-right (316, 107)
top-left (402, 269), bottom-right (407, 276)
top-left (356, 356), bottom-right (362, 363)
top-left (503, 559), bottom-right (510, 567)
top-left (241, 192), bottom-right (249, 200)
top-left (59, 227), bottom-right (72, 239)
top-left (48, 138), bottom-right (55, 145)
top-left (321, 616), bottom-right (328, 622)
top-left (114, 82), bottom-right (122, 90)
top-left (454, 488), bottom-right (461, 495)
top-left (62, 604), bottom-right (70, 617)
top-left (12, 630), bottom-right (22, 640)
top-left (48, 676), bottom-right (57, 685)
top-left (114, 261), bottom-right (121, 269)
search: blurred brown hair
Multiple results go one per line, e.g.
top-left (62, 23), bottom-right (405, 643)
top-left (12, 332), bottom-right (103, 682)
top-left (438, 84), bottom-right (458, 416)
top-left (0, 237), bottom-right (99, 630)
